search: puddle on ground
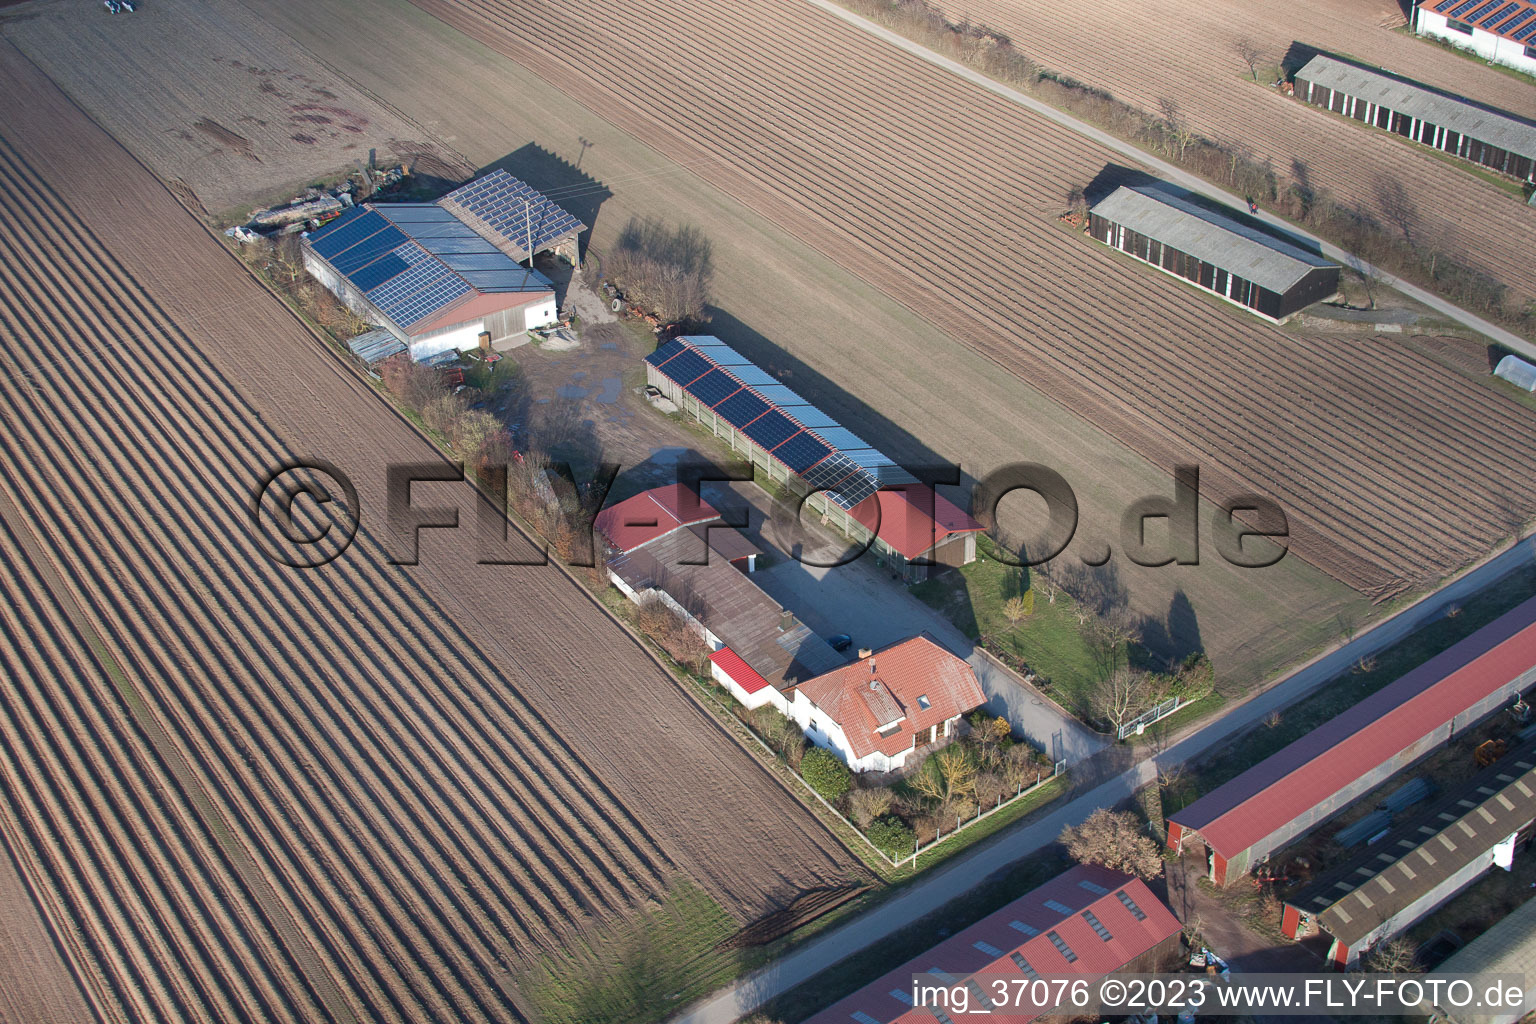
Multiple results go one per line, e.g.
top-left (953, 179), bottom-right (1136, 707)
top-left (600, 341), bottom-right (618, 350)
top-left (594, 377), bottom-right (622, 404)
top-left (557, 384), bottom-right (589, 399)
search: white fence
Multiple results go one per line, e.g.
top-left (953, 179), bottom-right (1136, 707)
top-left (1117, 696), bottom-right (1184, 740)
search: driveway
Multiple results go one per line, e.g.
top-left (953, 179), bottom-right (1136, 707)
top-left (707, 482), bottom-right (1107, 765)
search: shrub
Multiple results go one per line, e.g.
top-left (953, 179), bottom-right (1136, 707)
top-left (605, 216), bottom-right (714, 323)
top-left (866, 815), bottom-right (916, 860)
top-left (848, 786), bottom-right (895, 828)
top-left (1058, 808), bottom-right (1162, 879)
top-left (800, 747), bottom-right (852, 803)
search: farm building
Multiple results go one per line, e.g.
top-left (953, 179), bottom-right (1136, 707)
top-left (1496, 353), bottom-right (1536, 391)
top-left (788, 637), bottom-right (986, 773)
top-left (1088, 183), bottom-right (1340, 322)
top-left (1294, 55), bottom-right (1536, 181)
top-left (1167, 594), bottom-right (1536, 886)
top-left (1415, 0), bottom-right (1536, 77)
top-left (599, 485), bottom-right (843, 710)
top-left (1281, 739), bottom-right (1536, 967)
top-left (805, 864), bottom-right (1181, 1024)
top-left (1421, 890), bottom-right (1536, 1023)
top-left (645, 336), bottom-right (983, 578)
top-left (303, 171), bottom-right (585, 361)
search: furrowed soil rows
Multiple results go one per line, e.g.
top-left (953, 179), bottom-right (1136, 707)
top-left (0, 0), bottom-right (472, 212)
top-left (407, 0), bottom-right (1536, 597)
top-left (0, 41), bottom-right (864, 1024)
top-left (937, 0), bottom-right (1536, 303)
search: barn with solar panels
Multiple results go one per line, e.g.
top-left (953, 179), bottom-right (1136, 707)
top-left (1416, 0), bottom-right (1536, 75)
top-left (1295, 55), bottom-right (1536, 180)
top-left (644, 336), bottom-right (983, 579)
top-left (302, 170), bottom-right (586, 361)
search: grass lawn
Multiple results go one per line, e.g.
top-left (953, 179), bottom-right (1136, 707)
top-left (911, 535), bottom-right (1111, 717)
top-left (1163, 564), bottom-right (1536, 816)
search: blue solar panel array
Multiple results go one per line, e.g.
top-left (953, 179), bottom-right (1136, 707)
top-left (743, 410), bottom-right (799, 452)
top-left (1482, 2), bottom-right (1518, 25)
top-left (1502, 8), bottom-right (1534, 31)
top-left (646, 337), bottom-right (916, 509)
top-left (443, 170), bottom-right (585, 257)
top-left (308, 208), bottom-right (383, 254)
top-left (365, 243), bottom-right (470, 329)
top-left (1515, 13), bottom-right (1536, 37)
top-left (1466, 0), bottom-right (1501, 20)
top-left (715, 389), bottom-right (770, 430)
top-left (773, 432), bottom-right (832, 474)
top-left (349, 252), bottom-right (409, 293)
top-left (686, 369), bottom-right (742, 408)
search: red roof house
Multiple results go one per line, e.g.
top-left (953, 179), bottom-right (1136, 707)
top-left (850, 484), bottom-right (984, 578)
top-left (805, 864), bottom-right (1181, 1024)
top-left (789, 636), bottom-right (986, 772)
top-left (593, 484), bottom-right (720, 553)
top-left (1169, 594), bottom-right (1536, 886)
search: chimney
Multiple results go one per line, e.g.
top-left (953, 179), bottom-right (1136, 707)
top-left (858, 647), bottom-right (873, 660)
top-left (779, 609), bottom-right (795, 632)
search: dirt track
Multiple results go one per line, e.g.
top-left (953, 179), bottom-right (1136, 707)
top-left (0, 41), bottom-right (863, 1024)
top-left (405, 0), bottom-right (1536, 599)
top-left (937, 0), bottom-right (1536, 303)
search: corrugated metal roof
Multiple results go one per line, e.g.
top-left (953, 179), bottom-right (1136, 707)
top-left (1091, 183), bottom-right (1334, 293)
top-left (347, 327), bottom-right (406, 364)
top-left (1287, 739), bottom-right (1536, 948)
top-left (1297, 54), bottom-right (1536, 160)
top-left (804, 866), bottom-right (1181, 1024)
top-left (849, 484), bottom-right (984, 561)
top-left (1169, 595), bottom-right (1536, 860)
top-left (709, 647), bottom-right (772, 695)
top-left (593, 484), bottom-right (719, 553)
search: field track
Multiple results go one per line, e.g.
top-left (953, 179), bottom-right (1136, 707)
top-left (937, 0), bottom-right (1536, 304)
top-left (0, 41), bottom-right (862, 1024)
top-left (410, 0), bottom-right (1536, 598)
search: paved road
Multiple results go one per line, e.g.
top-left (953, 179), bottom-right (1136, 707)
top-left (804, 0), bottom-right (1536, 359)
top-left (716, 483), bottom-right (1107, 764)
top-left (669, 536), bottom-right (1534, 1024)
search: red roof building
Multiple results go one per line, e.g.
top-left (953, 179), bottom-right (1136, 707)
top-left (593, 484), bottom-right (720, 553)
top-left (850, 483), bottom-right (984, 571)
top-left (804, 864), bottom-right (1181, 1024)
top-left (789, 637), bottom-right (986, 772)
top-left (1169, 594), bottom-right (1536, 886)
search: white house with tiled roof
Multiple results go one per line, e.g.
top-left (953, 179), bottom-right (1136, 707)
top-left (789, 637), bottom-right (986, 773)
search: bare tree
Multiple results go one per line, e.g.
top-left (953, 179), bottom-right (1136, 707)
top-left (1158, 98), bottom-right (1196, 160)
top-left (605, 216), bottom-right (714, 322)
top-left (1091, 666), bottom-right (1159, 734)
top-left (1059, 808), bottom-right (1163, 879)
top-left (910, 745), bottom-right (979, 812)
top-left (1365, 936), bottom-right (1421, 974)
top-left (1232, 36), bottom-right (1265, 82)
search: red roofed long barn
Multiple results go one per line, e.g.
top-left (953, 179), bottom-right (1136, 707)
top-left (805, 864), bottom-right (1181, 1024)
top-left (790, 638), bottom-right (987, 773)
top-left (1168, 595), bottom-right (1536, 886)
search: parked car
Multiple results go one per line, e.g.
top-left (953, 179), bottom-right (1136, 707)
top-left (828, 634), bottom-right (853, 653)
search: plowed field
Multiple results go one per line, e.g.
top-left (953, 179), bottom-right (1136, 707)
top-left (407, 0), bottom-right (1536, 599)
top-left (0, 0), bottom-right (472, 212)
top-left (0, 41), bottom-right (862, 1024)
top-left (937, 0), bottom-right (1536, 302)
